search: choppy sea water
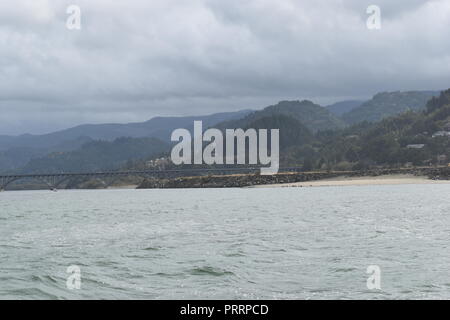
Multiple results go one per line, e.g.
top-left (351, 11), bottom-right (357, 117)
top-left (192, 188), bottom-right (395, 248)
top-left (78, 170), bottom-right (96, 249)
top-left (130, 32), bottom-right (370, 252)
top-left (1, 184), bottom-right (450, 300)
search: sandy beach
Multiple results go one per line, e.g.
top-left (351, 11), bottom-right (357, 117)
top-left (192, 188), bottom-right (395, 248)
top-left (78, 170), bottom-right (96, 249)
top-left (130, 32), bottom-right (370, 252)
top-left (107, 184), bottom-right (139, 190)
top-left (252, 174), bottom-right (450, 188)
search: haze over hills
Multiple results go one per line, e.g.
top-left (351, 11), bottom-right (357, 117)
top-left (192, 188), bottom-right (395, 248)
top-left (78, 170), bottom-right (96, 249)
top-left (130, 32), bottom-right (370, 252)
top-left (0, 110), bottom-right (251, 173)
top-left (325, 100), bottom-right (364, 116)
top-left (0, 110), bottom-right (252, 151)
top-left (342, 90), bottom-right (441, 125)
top-left (216, 100), bottom-right (345, 133)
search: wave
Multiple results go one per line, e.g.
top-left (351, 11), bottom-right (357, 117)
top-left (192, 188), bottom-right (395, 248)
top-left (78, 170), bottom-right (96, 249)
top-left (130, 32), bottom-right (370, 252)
top-left (188, 266), bottom-right (234, 277)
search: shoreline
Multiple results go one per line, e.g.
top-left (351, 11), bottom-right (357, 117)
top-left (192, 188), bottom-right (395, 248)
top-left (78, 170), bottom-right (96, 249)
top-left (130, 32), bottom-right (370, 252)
top-left (3, 168), bottom-right (449, 191)
top-left (251, 174), bottom-right (450, 188)
top-left (107, 184), bottom-right (139, 190)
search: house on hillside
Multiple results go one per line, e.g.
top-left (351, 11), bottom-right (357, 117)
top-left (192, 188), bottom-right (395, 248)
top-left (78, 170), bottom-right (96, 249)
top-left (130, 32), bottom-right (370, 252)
top-left (444, 122), bottom-right (450, 131)
top-left (432, 131), bottom-right (450, 138)
top-left (406, 144), bottom-right (425, 149)
top-left (437, 155), bottom-right (448, 165)
top-left (146, 157), bottom-right (170, 170)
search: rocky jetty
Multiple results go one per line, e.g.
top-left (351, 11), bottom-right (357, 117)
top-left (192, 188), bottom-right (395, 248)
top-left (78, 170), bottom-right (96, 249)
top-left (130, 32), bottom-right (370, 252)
top-left (138, 172), bottom-right (340, 189)
top-left (137, 167), bottom-right (450, 189)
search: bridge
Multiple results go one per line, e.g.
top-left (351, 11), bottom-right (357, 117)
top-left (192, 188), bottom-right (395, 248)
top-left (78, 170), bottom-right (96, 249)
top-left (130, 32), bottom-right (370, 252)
top-left (0, 167), bottom-right (304, 191)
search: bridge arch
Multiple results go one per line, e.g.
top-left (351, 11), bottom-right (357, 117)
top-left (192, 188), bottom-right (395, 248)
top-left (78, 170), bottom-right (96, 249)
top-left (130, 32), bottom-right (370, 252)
top-left (35, 176), bottom-right (73, 191)
top-left (0, 175), bottom-right (71, 191)
top-left (0, 177), bottom-right (22, 191)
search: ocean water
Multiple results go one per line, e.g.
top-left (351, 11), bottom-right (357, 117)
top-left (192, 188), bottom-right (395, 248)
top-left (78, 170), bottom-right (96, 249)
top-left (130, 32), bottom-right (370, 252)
top-left (1, 184), bottom-right (450, 300)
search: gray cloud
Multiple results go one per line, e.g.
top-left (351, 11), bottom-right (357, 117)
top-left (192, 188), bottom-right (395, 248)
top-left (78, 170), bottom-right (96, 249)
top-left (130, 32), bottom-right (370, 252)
top-left (0, 0), bottom-right (449, 134)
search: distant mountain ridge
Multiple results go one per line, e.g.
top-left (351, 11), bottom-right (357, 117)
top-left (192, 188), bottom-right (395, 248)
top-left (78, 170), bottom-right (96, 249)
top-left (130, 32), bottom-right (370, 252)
top-left (0, 110), bottom-right (252, 172)
top-left (0, 110), bottom-right (253, 151)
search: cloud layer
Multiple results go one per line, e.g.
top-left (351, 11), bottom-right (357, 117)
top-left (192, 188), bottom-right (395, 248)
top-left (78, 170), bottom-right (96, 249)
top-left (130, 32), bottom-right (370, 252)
top-left (1, 0), bottom-right (449, 134)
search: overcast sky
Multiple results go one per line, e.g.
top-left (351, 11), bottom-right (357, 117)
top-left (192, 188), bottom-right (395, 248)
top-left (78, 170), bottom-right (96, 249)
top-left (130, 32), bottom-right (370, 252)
top-left (1, 0), bottom-right (449, 135)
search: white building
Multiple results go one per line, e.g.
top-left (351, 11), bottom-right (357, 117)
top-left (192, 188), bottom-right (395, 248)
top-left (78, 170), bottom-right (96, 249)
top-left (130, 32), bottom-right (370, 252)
top-left (406, 144), bottom-right (425, 149)
top-left (432, 131), bottom-right (450, 138)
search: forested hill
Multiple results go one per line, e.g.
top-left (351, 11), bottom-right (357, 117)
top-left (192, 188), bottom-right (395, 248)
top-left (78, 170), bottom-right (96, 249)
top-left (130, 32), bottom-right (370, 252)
top-left (342, 90), bottom-right (440, 125)
top-left (19, 137), bottom-right (169, 174)
top-left (310, 89), bottom-right (450, 169)
top-left (244, 114), bottom-right (314, 150)
top-left (216, 100), bottom-right (345, 133)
